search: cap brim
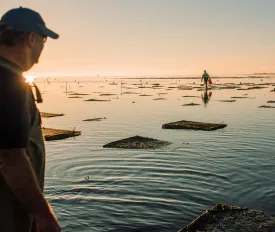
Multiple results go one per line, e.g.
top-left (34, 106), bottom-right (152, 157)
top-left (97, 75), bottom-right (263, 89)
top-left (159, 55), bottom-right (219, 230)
top-left (40, 25), bottom-right (59, 39)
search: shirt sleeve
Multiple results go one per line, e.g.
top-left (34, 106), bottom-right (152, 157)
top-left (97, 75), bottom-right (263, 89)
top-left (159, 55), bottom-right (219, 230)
top-left (0, 83), bottom-right (30, 149)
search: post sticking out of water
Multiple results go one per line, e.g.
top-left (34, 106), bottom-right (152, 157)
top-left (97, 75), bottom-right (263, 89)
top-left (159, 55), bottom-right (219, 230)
top-left (120, 80), bottom-right (122, 95)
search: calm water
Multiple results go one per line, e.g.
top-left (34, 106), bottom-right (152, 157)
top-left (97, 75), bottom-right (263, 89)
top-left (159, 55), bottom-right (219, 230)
top-left (35, 77), bottom-right (275, 232)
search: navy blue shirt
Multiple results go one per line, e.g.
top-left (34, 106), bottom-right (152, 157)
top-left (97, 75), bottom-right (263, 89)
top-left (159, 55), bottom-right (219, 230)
top-left (0, 56), bottom-right (31, 149)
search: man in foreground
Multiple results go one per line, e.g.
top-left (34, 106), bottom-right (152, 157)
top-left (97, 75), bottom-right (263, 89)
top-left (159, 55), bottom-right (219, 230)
top-left (0, 7), bottom-right (61, 232)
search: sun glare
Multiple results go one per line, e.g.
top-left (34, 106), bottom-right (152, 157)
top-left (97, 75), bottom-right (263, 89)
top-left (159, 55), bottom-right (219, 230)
top-left (24, 75), bottom-right (35, 83)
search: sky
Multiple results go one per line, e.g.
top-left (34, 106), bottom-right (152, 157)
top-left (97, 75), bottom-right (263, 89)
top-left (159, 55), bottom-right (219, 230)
top-left (1, 0), bottom-right (275, 77)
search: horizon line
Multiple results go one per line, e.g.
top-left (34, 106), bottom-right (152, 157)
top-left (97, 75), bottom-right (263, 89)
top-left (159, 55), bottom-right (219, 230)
top-left (27, 73), bottom-right (275, 78)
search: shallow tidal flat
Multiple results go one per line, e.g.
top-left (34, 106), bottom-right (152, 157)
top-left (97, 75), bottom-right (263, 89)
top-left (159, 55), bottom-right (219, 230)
top-left (36, 77), bottom-right (275, 232)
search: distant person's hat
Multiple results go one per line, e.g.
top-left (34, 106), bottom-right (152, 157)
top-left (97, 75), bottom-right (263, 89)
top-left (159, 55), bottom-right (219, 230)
top-left (0, 7), bottom-right (59, 39)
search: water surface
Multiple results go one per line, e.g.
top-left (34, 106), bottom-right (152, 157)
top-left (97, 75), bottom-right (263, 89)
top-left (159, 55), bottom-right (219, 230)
top-left (36, 77), bottom-right (275, 231)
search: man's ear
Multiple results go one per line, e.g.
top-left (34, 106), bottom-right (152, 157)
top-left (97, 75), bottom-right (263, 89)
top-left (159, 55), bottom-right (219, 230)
top-left (25, 32), bottom-right (36, 48)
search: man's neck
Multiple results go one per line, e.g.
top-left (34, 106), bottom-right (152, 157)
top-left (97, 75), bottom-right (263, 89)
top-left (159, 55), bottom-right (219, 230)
top-left (0, 46), bottom-right (26, 71)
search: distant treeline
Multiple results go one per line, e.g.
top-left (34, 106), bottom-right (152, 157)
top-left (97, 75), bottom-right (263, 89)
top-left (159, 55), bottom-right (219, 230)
top-left (254, 73), bottom-right (275, 75)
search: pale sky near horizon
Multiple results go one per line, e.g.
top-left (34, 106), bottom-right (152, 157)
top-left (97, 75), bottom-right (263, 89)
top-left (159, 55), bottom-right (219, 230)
top-left (1, 0), bottom-right (275, 77)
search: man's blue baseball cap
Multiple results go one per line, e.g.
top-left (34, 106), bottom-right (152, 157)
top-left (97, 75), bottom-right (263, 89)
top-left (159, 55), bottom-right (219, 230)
top-left (1, 7), bottom-right (59, 39)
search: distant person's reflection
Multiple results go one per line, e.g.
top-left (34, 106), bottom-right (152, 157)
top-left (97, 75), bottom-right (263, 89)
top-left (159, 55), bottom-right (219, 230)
top-left (201, 90), bottom-right (212, 106)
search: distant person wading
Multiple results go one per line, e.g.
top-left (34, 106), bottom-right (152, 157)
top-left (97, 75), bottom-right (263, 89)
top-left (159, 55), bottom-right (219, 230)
top-left (201, 70), bottom-right (211, 90)
top-left (0, 7), bottom-right (61, 232)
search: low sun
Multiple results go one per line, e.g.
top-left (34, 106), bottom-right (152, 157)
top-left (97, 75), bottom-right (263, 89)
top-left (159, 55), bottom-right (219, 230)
top-left (24, 75), bottom-right (35, 83)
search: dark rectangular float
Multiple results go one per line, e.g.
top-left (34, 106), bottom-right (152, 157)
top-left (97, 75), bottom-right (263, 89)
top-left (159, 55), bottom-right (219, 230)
top-left (40, 112), bottom-right (64, 118)
top-left (103, 135), bottom-right (171, 149)
top-left (178, 203), bottom-right (275, 232)
top-left (42, 128), bottom-right (81, 141)
top-left (162, 120), bottom-right (227, 131)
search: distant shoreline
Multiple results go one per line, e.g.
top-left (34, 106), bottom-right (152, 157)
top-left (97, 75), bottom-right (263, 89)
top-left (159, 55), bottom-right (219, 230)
top-left (34, 75), bottom-right (275, 80)
top-left (120, 76), bottom-right (274, 80)
top-left (35, 76), bottom-right (275, 80)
